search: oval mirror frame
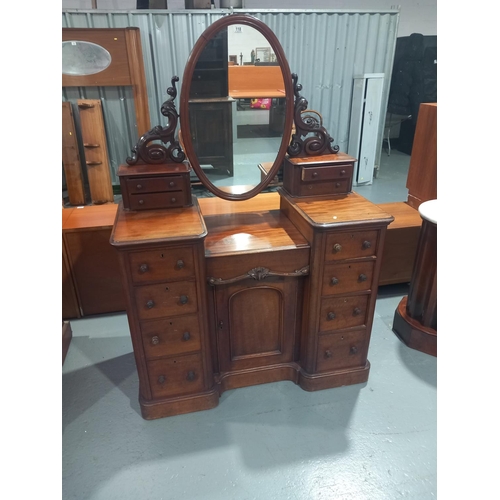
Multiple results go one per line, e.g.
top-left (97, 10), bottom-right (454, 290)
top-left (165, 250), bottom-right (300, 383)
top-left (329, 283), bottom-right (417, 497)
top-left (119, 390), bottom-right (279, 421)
top-left (180, 14), bottom-right (294, 201)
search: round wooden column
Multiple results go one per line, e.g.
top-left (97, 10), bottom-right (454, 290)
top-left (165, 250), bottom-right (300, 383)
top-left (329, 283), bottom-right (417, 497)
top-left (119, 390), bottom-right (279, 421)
top-left (393, 200), bottom-right (437, 356)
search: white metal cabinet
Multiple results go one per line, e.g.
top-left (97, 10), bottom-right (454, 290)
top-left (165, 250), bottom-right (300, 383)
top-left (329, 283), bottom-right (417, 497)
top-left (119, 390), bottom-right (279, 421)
top-left (348, 73), bottom-right (385, 185)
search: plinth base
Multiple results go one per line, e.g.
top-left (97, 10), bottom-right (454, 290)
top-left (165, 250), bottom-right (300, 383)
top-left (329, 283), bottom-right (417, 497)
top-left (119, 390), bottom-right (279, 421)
top-left (393, 296), bottom-right (436, 356)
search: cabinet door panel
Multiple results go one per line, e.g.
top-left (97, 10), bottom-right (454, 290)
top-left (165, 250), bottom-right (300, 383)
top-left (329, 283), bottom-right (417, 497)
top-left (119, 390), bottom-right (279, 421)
top-left (215, 277), bottom-right (300, 372)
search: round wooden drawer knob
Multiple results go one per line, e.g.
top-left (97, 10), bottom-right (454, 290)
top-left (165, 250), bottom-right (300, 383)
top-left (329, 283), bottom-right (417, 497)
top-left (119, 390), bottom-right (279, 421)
top-left (327, 312), bottom-right (336, 320)
top-left (358, 274), bottom-right (367, 282)
top-left (353, 307), bottom-right (361, 316)
top-left (350, 346), bottom-right (358, 355)
top-left (312, 172), bottom-right (318, 178)
top-left (362, 240), bottom-right (371, 249)
top-left (340, 170), bottom-right (346, 175)
top-left (171, 197), bottom-right (177, 203)
top-left (333, 244), bottom-right (342, 253)
top-left (182, 331), bottom-right (191, 341)
top-left (151, 336), bottom-right (160, 345)
top-left (180, 295), bottom-right (188, 305)
top-left (330, 277), bottom-right (339, 286)
top-left (176, 260), bottom-right (185, 269)
top-left (146, 300), bottom-right (155, 309)
top-left (139, 263), bottom-right (149, 273)
top-left (139, 199), bottom-right (144, 205)
top-left (136, 184), bottom-right (142, 189)
top-left (186, 370), bottom-right (196, 381)
top-left (169, 181), bottom-right (175, 187)
top-left (324, 350), bottom-right (333, 358)
top-left (158, 375), bottom-right (166, 384)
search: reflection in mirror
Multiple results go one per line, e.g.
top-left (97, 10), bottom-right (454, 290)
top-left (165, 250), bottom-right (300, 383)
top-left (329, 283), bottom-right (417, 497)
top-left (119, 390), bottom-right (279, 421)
top-left (187, 23), bottom-right (286, 191)
top-left (62, 41), bottom-right (112, 76)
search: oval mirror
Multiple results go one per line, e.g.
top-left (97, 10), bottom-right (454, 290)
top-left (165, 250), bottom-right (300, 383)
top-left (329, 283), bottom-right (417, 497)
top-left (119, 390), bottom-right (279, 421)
top-left (180, 14), bottom-right (294, 201)
top-left (62, 40), bottom-right (112, 76)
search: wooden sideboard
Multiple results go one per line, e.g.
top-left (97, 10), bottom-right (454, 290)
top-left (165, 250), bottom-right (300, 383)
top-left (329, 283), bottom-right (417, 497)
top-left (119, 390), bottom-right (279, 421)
top-left (110, 190), bottom-right (393, 419)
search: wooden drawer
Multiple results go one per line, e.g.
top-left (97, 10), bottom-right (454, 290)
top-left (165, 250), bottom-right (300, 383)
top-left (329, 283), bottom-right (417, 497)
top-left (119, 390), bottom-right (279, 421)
top-left (147, 353), bottom-right (205, 399)
top-left (316, 329), bottom-right (368, 372)
top-left (134, 281), bottom-right (198, 320)
top-left (128, 246), bottom-right (195, 284)
top-left (301, 163), bottom-right (353, 182)
top-left (129, 191), bottom-right (187, 210)
top-left (141, 316), bottom-right (201, 360)
top-left (325, 230), bottom-right (378, 261)
top-left (126, 175), bottom-right (185, 194)
top-left (319, 295), bottom-right (370, 332)
top-left (297, 178), bottom-right (351, 197)
top-left (321, 261), bottom-right (375, 296)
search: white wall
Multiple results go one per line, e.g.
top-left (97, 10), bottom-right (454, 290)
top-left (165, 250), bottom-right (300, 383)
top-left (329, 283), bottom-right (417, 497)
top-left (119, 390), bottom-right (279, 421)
top-left (62, 0), bottom-right (436, 38)
top-left (227, 24), bottom-right (273, 64)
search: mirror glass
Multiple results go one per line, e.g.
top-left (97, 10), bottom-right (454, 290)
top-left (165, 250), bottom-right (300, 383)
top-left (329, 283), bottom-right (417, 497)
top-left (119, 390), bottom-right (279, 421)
top-left (180, 15), bottom-right (293, 200)
top-left (62, 41), bottom-right (112, 76)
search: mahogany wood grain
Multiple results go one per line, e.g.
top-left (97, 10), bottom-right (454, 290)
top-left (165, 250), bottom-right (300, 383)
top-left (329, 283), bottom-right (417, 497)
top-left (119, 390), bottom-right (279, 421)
top-left (406, 103), bottom-right (437, 210)
top-left (198, 191), bottom-right (280, 216)
top-left (279, 189), bottom-right (394, 228)
top-left (62, 238), bottom-right (81, 320)
top-left (64, 228), bottom-right (126, 316)
top-left (110, 199), bottom-right (207, 247)
top-left (63, 203), bottom-right (117, 231)
top-left (62, 102), bottom-right (86, 206)
top-left (285, 152), bottom-right (356, 166)
top-left (78, 99), bottom-right (114, 204)
top-left (377, 202), bottom-right (422, 285)
top-left (392, 213), bottom-right (436, 356)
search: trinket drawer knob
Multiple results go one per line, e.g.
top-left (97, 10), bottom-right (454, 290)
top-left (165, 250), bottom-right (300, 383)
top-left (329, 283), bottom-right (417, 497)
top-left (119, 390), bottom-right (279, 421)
top-left (327, 312), bottom-right (336, 320)
top-left (139, 263), bottom-right (149, 273)
top-left (151, 336), bottom-right (160, 345)
top-left (324, 350), bottom-right (333, 358)
top-left (358, 274), bottom-right (367, 282)
top-left (350, 346), bottom-right (358, 355)
top-left (180, 295), bottom-right (188, 305)
top-left (333, 244), bottom-right (342, 253)
top-left (362, 241), bottom-right (371, 249)
top-left (146, 300), bottom-right (155, 309)
top-left (136, 184), bottom-right (143, 189)
top-left (176, 260), bottom-right (185, 269)
top-left (186, 371), bottom-right (196, 381)
top-left (330, 277), bottom-right (339, 286)
top-left (158, 375), bottom-right (166, 384)
top-left (353, 307), bottom-right (361, 316)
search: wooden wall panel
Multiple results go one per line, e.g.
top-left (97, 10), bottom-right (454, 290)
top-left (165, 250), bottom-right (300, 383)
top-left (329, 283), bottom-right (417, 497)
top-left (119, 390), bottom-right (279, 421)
top-left (62, 102), bottom-right (86, 206)
top-left (78, 99), bottom-right (114, 204)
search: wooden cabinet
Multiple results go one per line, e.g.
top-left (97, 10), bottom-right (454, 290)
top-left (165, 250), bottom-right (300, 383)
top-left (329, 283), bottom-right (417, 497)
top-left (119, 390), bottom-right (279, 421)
top-left (279, 191), bottom-right (392, 390)
top-left (188, 99), bottom-right (234, 176)
top-left (406, 103), bottom-right (437, 210)
top-left (110, 199), bottom-right (218, 419)
top-left (63, 205), bottom-right (126, 319)
top-left (111, 188), bottom-right (393, 419)
top-left (118, 162), bottom-right (192, 210)
top-left (283, 153), bottom-right (355, 198)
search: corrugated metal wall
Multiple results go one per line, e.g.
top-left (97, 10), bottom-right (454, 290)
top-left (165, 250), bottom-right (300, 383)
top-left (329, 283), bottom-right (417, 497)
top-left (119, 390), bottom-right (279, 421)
top-left (62, 8), bottom-right (399, 185)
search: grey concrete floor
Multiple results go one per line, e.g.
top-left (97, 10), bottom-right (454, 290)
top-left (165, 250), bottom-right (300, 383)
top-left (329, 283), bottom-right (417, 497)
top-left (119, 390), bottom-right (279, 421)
top-left (63, 148), bottom-right (437, 499)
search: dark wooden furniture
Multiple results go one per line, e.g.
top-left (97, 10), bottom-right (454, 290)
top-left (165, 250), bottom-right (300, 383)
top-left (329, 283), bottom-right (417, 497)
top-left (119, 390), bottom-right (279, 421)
top-left (189, 28), bottom-right (228, 99)
top-left (63, 205), bottom-right (126, 318)
top-left (110, 190), bottom-right (393, 419)
top-left (406, 103), bottom-right (437, 210)
top-left (377, 202), bottom-right (422, 286)
top-left (283, 153), bottom-right (355, 198)
top-left (118, 162), bottom-right (192, 210)
top-left (188, 98), bottom-right (234, 176)
top-left (393, 200), bottom-right (436, 356)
